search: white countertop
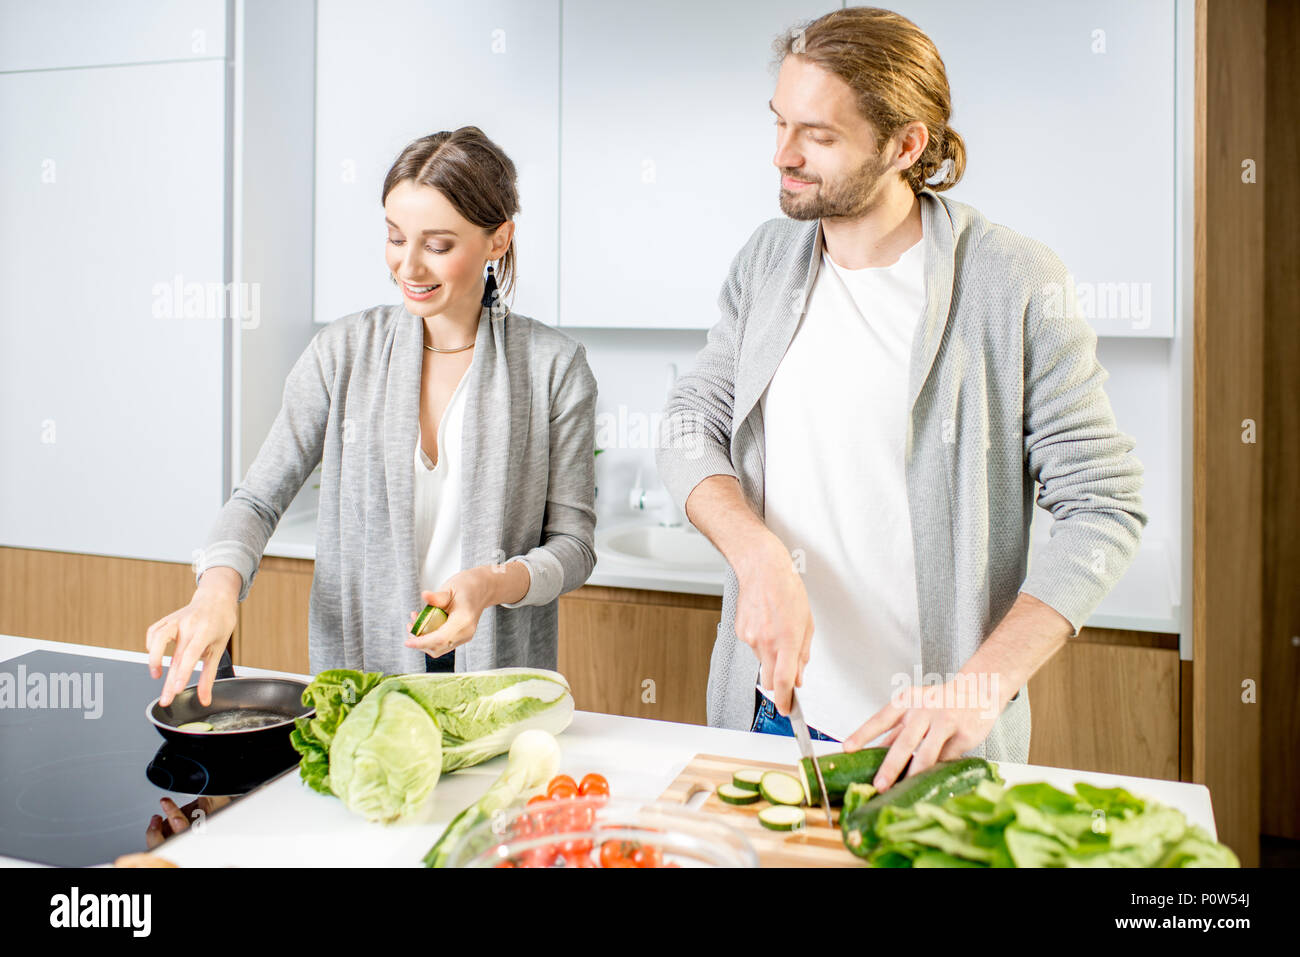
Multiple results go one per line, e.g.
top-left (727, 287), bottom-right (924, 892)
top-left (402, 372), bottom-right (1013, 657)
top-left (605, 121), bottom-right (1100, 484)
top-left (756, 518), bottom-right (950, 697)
top-left (263, 510), bottom-right (1180, 634)
top-left (1, 636), bottom-right (1219, 867)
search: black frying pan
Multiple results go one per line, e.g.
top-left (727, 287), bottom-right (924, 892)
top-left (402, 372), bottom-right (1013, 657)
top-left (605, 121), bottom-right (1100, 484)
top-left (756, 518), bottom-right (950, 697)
top-left (145, 650), bottom-right (313, 762)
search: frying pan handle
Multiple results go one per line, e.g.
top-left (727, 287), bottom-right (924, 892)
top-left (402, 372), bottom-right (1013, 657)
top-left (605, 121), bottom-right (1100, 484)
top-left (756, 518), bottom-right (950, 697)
top-left (216, 647), bottom-right (237, 680)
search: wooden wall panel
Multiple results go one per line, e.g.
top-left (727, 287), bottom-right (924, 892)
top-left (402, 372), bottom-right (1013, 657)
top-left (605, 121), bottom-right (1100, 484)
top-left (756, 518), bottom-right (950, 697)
top-left (559, 587), bottom-right (720, 726)
top-left (231, 556), bottom-right (313, 674)
top-left (0, 546), bottom-right (199, 654)
top-left (0, 550), bottom-right (1202, 818)
top-left (1028, 637), bottom-right (1182, 781)
top-left (1261, 0), bottom-right (1300, 841)
top-left (1193, 0), bottom-right (1266, 866)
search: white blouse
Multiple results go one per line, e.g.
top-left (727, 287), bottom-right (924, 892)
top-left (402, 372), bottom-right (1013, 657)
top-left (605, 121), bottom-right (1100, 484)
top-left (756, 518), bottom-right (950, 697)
top-left (413, 370), bottom-right (470, 595)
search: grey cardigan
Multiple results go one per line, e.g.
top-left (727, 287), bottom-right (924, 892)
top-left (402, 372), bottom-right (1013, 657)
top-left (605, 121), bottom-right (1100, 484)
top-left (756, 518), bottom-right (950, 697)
top-left (195, 302), bottom-right (598, 676)
top-left (655, 187), bottom-right (1147, 763)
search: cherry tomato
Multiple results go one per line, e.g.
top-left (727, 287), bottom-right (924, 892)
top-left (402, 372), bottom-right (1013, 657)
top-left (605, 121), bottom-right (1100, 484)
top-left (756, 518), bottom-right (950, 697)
top-left (547, 781), bottom-right (578, 801)
top-left (561, 837), bottom-right (594, 859)
top-left (578, 773), bottom-right (610, 797)
top-left (598, 840), bottom-right (627, 868)
top-left (526, 794), bottom-right (549, 807)
top-left (521, 843), bottom-right (560, 868)
top-left (546, 774), bottom-right (577, 796)
top-left (604, 857), bottom-right (636, 868)
top-left (495, 859), bottom-right (516, 868)
top-left (561, 800), bottom-right (596, 831)
top-left (631, 844), bottom-right (663, 868)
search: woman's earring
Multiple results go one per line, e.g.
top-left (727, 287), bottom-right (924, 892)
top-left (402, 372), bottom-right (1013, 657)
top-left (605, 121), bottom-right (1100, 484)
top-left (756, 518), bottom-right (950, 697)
top-left (480, 262), bottom-right (498, 307)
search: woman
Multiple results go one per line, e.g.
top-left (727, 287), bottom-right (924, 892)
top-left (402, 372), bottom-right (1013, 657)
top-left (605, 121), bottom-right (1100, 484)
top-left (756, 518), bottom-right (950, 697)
top-left (148, 127), bottom-right (598, 707)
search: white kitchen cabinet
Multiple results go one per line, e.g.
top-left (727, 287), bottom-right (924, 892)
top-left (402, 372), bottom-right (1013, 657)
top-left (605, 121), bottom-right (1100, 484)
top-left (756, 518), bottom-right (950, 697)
top-left (893, 0), bottom-right (1177, 337)
top-left (313, 0), bottom-right (561, 327)
top-left (0, 60), bottom-right (228, 561)
top-left (0, 0), bottom-right (227, 72)
top-left (558, 0), bottom-right (828, 329)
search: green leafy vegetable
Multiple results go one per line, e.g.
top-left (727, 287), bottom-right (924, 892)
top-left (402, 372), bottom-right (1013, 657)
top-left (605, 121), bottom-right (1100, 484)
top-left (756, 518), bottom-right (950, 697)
top-left (289, 669), bottom-right (385, 794)
top-left (329, 690), bottom-right (444, 823)
top-left (423, 728), bottom-right (562, 867)
top-left (847, 778), bottom-right (1240, 868)
top-left (289, 667), bottom-right (574, 823)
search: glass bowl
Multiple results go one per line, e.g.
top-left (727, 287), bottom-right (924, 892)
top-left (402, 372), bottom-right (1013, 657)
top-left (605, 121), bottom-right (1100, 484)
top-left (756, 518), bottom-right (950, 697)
top-left (438, 796), bottom-right (759, 868)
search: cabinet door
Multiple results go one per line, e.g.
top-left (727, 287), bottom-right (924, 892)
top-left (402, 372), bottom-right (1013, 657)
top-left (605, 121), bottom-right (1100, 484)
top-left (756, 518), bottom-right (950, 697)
top-left (0, 61), bottom-right (227, 561)
top-left (231, 557), bottom-right (312, 674)
top-left (0, 0), bottom-right (228, 72)
top-left (314, 0), bottom-right (560, 326)
top-left (893, 0), bottom-right (1177, 337)
top-left (559, 588), bottom-right (720, 725)
top-left (559, 0), bottom-right (828, 329)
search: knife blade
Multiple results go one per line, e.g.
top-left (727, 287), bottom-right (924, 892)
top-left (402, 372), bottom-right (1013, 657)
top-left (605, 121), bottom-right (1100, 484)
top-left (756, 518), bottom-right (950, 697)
top-left (787, 689), bottom-right (834, 826)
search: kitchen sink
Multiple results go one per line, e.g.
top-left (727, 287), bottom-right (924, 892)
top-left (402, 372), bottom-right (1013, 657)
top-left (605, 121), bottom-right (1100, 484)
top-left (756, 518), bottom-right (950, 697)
top-left (597, 523), bottom-right (727, 572)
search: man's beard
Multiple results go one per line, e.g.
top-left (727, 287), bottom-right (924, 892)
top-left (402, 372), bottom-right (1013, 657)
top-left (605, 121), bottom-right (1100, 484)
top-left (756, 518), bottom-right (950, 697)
top-left (778, 149), bottom-right (895, 221)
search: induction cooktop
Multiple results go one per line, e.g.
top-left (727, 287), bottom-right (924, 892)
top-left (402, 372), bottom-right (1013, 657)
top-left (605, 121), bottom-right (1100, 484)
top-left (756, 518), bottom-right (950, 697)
top-left (0, 648), bottom-right (299, 866)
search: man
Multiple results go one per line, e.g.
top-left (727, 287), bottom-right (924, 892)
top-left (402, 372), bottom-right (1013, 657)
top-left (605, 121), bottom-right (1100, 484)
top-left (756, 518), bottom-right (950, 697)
top-left (655, 7), bottom-right (1146, 794)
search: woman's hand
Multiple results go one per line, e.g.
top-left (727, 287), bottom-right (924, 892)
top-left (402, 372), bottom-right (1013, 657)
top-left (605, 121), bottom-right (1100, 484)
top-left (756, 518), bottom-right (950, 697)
top-left (405, 566), bottom-right (497, 659)
top-left (144, 795), bottom-right (231, 849)
top-left (147, 570), bottom-right (239, 707)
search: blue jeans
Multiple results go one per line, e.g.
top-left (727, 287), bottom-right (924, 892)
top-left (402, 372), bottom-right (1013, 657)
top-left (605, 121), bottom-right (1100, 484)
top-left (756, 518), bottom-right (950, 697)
top-left (750, 691), bottom-right (839, 742)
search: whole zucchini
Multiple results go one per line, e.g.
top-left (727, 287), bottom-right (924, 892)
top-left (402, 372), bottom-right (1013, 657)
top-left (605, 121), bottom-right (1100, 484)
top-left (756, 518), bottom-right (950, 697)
top-left (799, 748), bottom-right (897, 805)
top-left (841, 757), bottom-right (999, 858)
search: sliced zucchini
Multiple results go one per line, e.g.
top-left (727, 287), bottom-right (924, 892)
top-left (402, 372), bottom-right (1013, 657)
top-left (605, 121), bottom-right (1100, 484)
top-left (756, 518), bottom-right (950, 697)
top-left (731, 769), bottom-right (765, 792)
top-left (177, 721), bottom-right (214, 732)
top-left (717, 784), bottom-right (761, 805)
top-left (799, 749), bottom-right (892, 805)
top-left (840, 758), bottom-right (1000, 858)
top-left (758, 805), bottom-right (807, 832)
top-left (842, 781), bottom-right (878, 818)
top-left (410, 604), bottom-right (448, 637)
top-left (758, 770), bottom-right (805, 806)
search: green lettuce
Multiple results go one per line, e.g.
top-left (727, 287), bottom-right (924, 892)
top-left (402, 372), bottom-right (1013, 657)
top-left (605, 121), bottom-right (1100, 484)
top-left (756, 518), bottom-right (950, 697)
top-left (856, 779), bottom-right (1240, 868)
top-left (289, 667), bottom-right (575, 823)
top-left (361, 668), bottom-right (575, 771)
top-left (329, 690), bottom-right (444, 823)
top-left (289, 669), bottom-right (386, 794)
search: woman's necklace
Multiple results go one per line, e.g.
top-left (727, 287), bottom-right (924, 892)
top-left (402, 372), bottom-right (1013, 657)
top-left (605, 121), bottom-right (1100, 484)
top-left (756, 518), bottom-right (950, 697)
top-left (423, 338), bottom-right (475, 353)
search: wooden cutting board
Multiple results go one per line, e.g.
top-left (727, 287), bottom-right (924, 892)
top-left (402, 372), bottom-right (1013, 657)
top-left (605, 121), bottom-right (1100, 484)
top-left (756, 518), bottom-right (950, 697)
top-left (658, 753), bottom-right (866, 868)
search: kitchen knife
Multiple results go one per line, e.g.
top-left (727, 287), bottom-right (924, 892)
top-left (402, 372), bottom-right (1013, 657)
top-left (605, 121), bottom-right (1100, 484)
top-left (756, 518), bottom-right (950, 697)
top-left (788, 689), bottom-right (834, 826)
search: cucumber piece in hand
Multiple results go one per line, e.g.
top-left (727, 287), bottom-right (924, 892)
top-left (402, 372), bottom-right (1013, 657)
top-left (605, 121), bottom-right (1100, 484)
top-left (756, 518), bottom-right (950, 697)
top-left (410, 604), bottom-right (448, 637)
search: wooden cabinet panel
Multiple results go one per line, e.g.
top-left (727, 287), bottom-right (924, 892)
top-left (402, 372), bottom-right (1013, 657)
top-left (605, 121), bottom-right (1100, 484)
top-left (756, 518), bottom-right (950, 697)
top-left (0, 549), bottom-right (1185, 788)
top-left (559, 586), bottom-right (720, 725)
top-left (230, 557), bottom-right (313, 675)
top-left (1029, 632), bottom-right (1182, 781)
top-left (0, 547), bottom-right (202, 655)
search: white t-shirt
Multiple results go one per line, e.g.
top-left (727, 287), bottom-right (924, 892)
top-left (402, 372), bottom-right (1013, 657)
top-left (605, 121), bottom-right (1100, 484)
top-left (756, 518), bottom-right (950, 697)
top-left (414, 370), bottom-right (470, 594)
top-left (757, 224), bottom-right (927, 741)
